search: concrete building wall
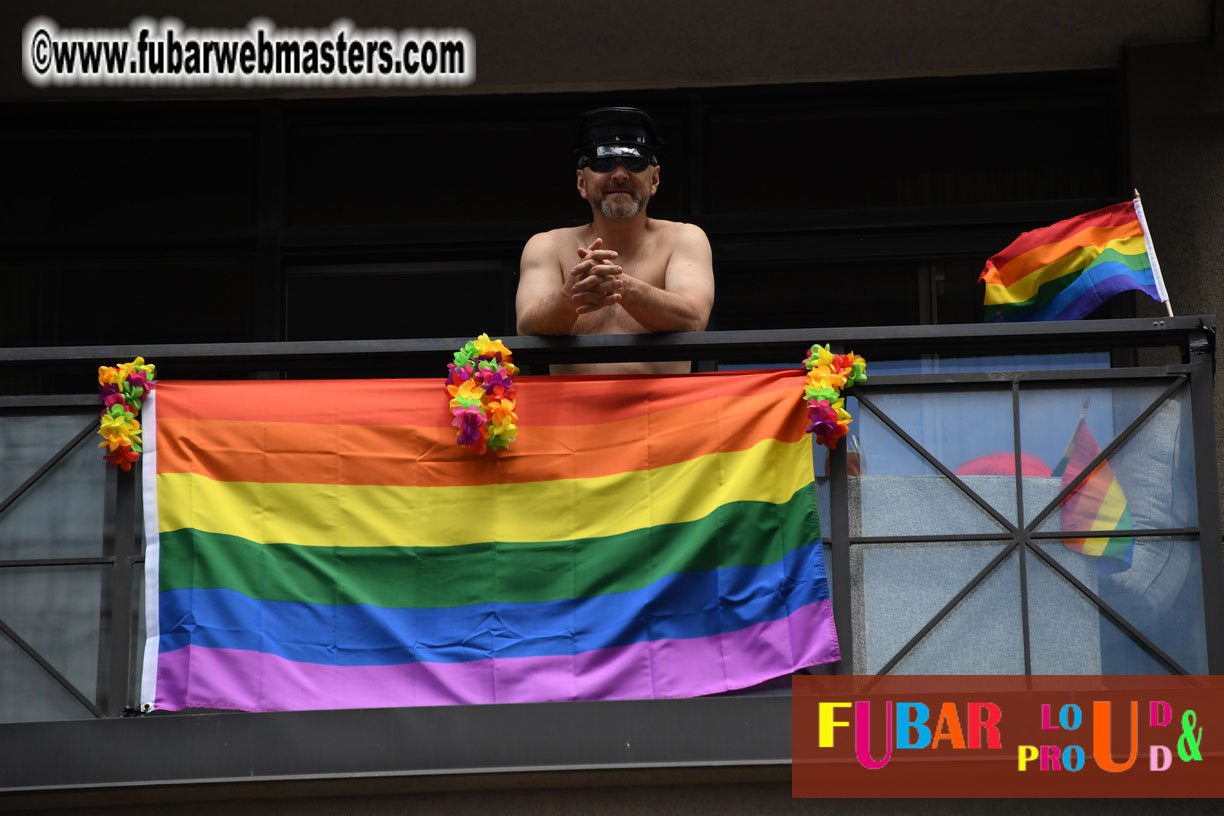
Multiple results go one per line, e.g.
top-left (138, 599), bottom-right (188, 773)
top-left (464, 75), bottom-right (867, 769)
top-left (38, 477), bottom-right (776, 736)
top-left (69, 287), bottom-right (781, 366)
top-left (2, 0), bottom-right (1213, 100)
top-left (1128, 41), bottom-right (1224, 530)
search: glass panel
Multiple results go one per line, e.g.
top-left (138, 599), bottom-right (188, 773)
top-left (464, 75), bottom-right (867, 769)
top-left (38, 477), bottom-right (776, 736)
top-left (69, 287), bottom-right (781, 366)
top-left (1020, 382), bottom-right (1175, 528)
top-left (0, 413), bottom-right (96, 499)
top-left (865, 352), bottom-right (1110, 376)
top-left (1026, 550), bottom-right (1104, 674)
top-left (1105, 389), bottom-right (1197, 530)
top-left (851, 398), bottom-right (1010, 536)
top-left (0, 566), bottom-right (102, 701)
top-left (1033, 388), bottom-right (1197, 534)
top-left (889, 551), bottom-right (1024, 674)
top-left (858, 390), bottom-right (1020, 526)
top-left (1097, 608), bottom-right (1177, 675)
top-left (854, 541), bottom-right (1009, 674)
top-left (0, 430), bottom-right (104, 560)
top-left (1034, 538), bottom-right (1207, 674)
top-left (1019, 384), bottom-right (1171, 466)
top-left (0, 631), bottom-right (93, 723)
top-left (1027, 550), bottom-right (1177, 675)
top-left (716, 353), bottom-right (1110, 376)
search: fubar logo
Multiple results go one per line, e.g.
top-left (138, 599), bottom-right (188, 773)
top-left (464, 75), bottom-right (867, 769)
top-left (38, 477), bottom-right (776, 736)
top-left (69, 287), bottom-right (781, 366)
top-left (1017, 701), bottom-right (1204, 773)
top-left (793, 676), bottom-right (1217, 798)
top-left (816, 700), bottom-right (1002, 768)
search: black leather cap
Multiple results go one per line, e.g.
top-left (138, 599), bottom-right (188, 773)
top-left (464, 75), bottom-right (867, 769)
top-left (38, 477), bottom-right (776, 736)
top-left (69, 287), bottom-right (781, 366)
top-left (574, 107), bottom-right (662, 163)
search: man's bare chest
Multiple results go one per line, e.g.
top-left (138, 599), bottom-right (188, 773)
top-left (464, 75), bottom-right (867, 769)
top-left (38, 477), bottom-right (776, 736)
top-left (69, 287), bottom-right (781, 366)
top-left (553, 245), bottom-right (672, 288)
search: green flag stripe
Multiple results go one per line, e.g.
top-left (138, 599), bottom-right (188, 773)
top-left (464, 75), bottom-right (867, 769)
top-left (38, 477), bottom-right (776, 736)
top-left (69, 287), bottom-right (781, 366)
top-left (985, 247), bottom-right (1151, 320)
top-left (158, 484), bottom-right (820, 609)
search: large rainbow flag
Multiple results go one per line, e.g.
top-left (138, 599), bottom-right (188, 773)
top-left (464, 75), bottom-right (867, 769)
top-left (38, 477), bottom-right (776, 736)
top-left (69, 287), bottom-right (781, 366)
top-left (140, 369), bottom-right (839, 712)
top-left (980, 197), bottom-right (1169, 322)
top-left (1052, 415), bottom-right (1134, 572)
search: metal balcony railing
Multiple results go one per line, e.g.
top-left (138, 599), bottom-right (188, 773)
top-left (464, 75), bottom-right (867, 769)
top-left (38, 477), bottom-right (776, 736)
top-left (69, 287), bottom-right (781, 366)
top-left (0, 316), bottom-right (1219, 794)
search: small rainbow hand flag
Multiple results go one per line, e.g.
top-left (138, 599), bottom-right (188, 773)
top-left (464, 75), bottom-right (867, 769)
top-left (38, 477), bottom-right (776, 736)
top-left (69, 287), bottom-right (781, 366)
top-left (980, 197), bottom-right (1169, 322)
top-left (1051, 413), bottom-right (1134, 572)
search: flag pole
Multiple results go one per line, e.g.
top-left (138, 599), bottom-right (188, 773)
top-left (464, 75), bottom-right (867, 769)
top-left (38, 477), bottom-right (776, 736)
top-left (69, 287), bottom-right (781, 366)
top-left (1133, 189), bottom-right (1174, 317)
top-left (1052, 398), bottom-right (1091, 478)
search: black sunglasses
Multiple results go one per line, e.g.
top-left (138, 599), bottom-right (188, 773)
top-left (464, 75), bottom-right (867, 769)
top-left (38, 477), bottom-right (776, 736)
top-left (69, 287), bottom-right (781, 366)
top-left (580, 155), bottom-right (654, 173)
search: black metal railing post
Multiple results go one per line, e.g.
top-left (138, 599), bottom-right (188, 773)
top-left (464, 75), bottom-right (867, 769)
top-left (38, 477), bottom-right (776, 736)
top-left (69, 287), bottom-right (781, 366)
top-left (1187, 321), bottom-right (1224, 673)
top-left (828, 432), bottom-right (852, 674)
top-left (103, 467), bottom-right (138, 717)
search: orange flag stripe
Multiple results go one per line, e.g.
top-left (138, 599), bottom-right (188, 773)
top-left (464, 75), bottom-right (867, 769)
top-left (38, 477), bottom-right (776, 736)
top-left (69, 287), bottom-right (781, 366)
top-left (152, 369), bottom-right (804, 427)
top-left (982, 222), bottom-right (1144, 289)
top-left (155, 385), bottom-right (808, 487)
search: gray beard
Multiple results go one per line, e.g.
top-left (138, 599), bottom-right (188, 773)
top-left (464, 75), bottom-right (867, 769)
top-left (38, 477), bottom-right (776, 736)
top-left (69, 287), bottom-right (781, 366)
top-left (597, 192), bottom-right (645, 220)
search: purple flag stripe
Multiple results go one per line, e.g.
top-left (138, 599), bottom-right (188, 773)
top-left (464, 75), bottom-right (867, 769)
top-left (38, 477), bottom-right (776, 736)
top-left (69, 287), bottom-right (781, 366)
top-left (153, 599), bottom-right (838, 711)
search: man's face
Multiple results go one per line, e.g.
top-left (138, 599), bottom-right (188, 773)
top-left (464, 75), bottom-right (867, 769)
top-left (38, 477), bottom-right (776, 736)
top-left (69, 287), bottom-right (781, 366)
top-left (577, 155), bottom-right (660, 221)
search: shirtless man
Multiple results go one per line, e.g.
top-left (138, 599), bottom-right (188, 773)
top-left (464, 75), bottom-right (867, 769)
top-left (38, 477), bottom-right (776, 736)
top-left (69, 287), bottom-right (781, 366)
top-left (515, 107), bottom-right (715, 374)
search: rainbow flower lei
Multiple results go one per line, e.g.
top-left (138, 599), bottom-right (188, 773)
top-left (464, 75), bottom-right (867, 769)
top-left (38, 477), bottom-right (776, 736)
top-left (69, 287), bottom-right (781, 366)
top-left (446, 334), bottom-right (519, 453)
top-left (803, 344), bottom-right (866, 449)
top-left (97, 357), bottom-right (157, 470)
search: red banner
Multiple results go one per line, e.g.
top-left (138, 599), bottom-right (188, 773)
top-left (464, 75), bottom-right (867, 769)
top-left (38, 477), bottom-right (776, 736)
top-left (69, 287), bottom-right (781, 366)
top-left (793, 676), bottom-right (1221, 798)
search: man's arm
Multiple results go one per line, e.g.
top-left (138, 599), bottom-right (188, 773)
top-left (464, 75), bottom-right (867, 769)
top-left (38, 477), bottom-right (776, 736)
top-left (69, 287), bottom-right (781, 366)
top-left (516, 233), bottom-right (580, 335)
top-left (617, 224), bottom-right (714, 332)
top-left (517, 234), bottom-right (623, 334)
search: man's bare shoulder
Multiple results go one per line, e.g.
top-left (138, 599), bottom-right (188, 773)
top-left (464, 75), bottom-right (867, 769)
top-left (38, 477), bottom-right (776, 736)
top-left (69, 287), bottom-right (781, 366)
top-left (523, 225), bottom-right (590, 256)
top-left (644, 218), bottom-right (710, 245)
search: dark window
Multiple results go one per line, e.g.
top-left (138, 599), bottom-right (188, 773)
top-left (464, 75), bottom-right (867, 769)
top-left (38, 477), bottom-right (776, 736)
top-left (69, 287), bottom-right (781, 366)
top-left (3, 71), bottom-right (1128, 356)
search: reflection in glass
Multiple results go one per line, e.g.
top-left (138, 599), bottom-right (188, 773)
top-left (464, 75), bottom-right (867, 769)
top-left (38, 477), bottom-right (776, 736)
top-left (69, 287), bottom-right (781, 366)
top-left (1104, 390), bottom-right (1197, 530)
top-left (851, 400), bottom-right (1012, 534)
top-left (1096, 612), bottom-right (1175, 675)
top-left (1028, 549), bottom-right (1179, 675)
top-left (861, 389), bottom-right (1015, 479)
top-left (1028, 385), bottom-right (1196, 534)
top-left (1019, 383), bottom-right (1170, 474)
top-left (1034, 538), bottom-right (1206, 673)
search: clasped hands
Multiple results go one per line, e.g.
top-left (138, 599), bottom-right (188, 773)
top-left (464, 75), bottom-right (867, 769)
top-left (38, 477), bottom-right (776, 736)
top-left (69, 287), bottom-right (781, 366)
top-left (569, 237), bottom-right (624, 315)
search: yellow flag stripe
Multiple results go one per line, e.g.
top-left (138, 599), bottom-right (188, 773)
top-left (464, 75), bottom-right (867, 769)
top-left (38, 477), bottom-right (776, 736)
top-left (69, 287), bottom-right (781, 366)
top-left (1075, 479), bottom-right (1131, 556)
top-left (156, 436), bottom-right (814, 548)
top-left (984, 236), bottom-right (1146, 304)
